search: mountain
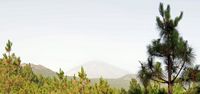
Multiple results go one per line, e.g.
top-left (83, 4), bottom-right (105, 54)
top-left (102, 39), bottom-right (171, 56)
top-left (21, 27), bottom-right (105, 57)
top-left (90, 74), bottom-right (137, 90)
top-left (22, 63), bottom-right (138, 89)
top-left (21, 63), bottom-right (57, 77)
top-left (66, 61), bottom-right (130, 79)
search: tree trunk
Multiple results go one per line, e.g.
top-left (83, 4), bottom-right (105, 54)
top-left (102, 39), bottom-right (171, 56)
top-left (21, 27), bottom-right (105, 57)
top-left (144, 87), bottom-right (148, 94)
top-left (168, 56), bottom-right (173, 94)
top-left (168, 82), bottom-right (173, 94)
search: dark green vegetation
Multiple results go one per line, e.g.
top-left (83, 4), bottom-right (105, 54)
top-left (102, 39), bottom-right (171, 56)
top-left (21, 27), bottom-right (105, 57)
top-left (1, 3), bottom-right (200, 94)
top-left (138, 3), bottom-right (200, 94)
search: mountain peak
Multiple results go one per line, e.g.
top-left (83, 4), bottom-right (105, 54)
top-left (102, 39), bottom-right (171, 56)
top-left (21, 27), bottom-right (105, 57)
top-left (21, 63), bottom-right (56, 77)
top-left (66, 61), bottom-right (129, 79)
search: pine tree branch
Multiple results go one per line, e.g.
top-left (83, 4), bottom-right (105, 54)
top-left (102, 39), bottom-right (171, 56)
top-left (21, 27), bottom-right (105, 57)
top-left (172, 61), bottom-right (185, 82)
top-left (152, 73), bottom-right (168, 83)
top-left (151, 77), bottom-right (167, 83)
top-left (149, 66), bottom-right (168, 83)
top-left (147, 60), bottom-right (167, 83)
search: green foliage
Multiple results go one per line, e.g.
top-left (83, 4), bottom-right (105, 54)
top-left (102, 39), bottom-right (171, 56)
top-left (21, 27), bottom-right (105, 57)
top-left (147, 84), bottom-right (167, 94)
top-left (138, 2), bottom-right (195, 94)
top-left (57, 68), bottom-right (65, 80)
top-left (120, 88), bottom-right (127, 94)
top-left (95, 77), bottom-right (114, 94)
top-left (173, 84), bottom-right (185, 94)
top-left (0, 41), bottom-right (127, 94)
top-left (180, 65), bottom-right (200, 90)
top-left (5, 40), bottom-right (12, 53)
top-left (128, 79), bottom-right (142, 94)
top-left (0, 39), bottom-right (126, 94)
top-left (185, 85), bottom-right (200, 94)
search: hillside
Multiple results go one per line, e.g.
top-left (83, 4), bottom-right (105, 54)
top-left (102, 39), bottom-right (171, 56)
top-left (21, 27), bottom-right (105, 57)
top-left (22, 63), bottom-right (138, 89)
top-left (90, 74), bottom-right (138, 90)
top-left (21, 63), bottom-right (57, 77)
top-left (66, 61), bottom-right (130, 79)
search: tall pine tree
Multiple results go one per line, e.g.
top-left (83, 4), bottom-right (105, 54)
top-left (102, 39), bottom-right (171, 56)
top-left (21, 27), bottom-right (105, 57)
top-left (138, 3), bottom-right (195, 94)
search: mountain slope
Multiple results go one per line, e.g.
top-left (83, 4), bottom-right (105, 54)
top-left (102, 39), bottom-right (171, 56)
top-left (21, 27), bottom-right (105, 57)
top-left (22, 63), bottom-right (138, 89)
top-left (90, 74), bottom-right (138, 90)
top-left (22, 63), bottom-right (57, 77)
top-left (66, 61), bottom-right (129, 79)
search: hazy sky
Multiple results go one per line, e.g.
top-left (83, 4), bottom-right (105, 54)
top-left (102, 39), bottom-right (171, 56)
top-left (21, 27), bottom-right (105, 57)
top-left (0, 0), bottom-right (199, 73)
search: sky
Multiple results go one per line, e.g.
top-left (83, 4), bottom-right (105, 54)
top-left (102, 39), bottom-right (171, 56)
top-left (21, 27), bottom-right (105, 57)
top-left (0, 0), bottom-right (199, 74)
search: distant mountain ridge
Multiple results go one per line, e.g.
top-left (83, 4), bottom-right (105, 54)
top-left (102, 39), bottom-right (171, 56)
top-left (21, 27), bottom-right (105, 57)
top-left (21, 63), bottom-right (57, 77)
top-left (21, 63), bottom-right (138, 89)
top-left (66, 61), bottom-right (130, 79)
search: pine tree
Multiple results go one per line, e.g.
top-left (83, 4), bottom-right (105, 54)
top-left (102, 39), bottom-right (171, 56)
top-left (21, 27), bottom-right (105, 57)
top-left (180, 65), bottom-right (200, 90)
top-left (120, 88), bottom-right (127, 94)
top-left (128, 79), bottom-right (142, 94)
top-left (95, 77), bottom-right (113, 94)
top-left (78, 67), bottom-right (91, 94)
top-left (138, 3), bottom-right (195, 94)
